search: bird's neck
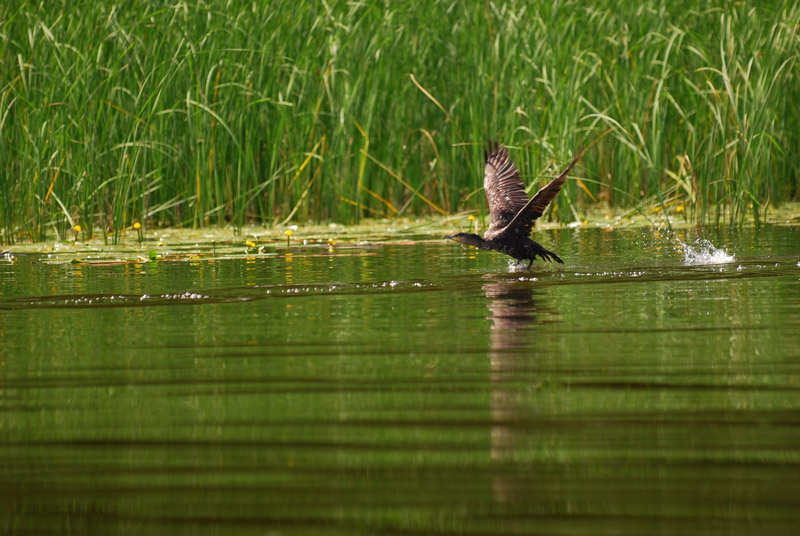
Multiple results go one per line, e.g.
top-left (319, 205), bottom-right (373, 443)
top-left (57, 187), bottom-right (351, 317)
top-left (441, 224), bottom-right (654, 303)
top-left (460, 234), bottom-right (492, 250)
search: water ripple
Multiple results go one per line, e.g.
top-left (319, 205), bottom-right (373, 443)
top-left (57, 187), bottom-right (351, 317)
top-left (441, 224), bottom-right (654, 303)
top-left (0, 279), bottom-right (440, 310)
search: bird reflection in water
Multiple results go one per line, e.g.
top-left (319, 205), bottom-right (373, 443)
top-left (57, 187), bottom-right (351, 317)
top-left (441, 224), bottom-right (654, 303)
top-left (482, 274), bottom-right (557, 504)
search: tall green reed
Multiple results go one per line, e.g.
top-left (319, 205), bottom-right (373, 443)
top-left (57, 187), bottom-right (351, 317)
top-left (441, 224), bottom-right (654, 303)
top-left (0, 1), bottom-right (797, 243)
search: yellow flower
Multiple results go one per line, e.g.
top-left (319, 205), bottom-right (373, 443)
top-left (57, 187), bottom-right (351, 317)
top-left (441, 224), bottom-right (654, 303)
top-left (327, 237), bottom-right (336, 246)
top-left (468, 215), bottom-right (475, 222)
top-left (133, 222), bottom-right (142, 230)
top-left (675, 205), bottom-right (685, 213)
top-left (245, 240), bottom-right (256, 248)
top-left (284, 230), bottom-right (293, 237)
top-left (74, 224), bottom-right (82, 232)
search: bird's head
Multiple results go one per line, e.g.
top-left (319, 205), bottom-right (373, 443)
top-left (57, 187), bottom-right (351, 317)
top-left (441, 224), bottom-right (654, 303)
top-left (444, 232), bottom-right (466, 243)
top-left (443, 232), bottom-right (487, 248)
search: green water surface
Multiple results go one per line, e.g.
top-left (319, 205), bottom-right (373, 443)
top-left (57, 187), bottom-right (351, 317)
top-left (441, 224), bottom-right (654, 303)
top-left (1, 225), bottom-right (799, 535)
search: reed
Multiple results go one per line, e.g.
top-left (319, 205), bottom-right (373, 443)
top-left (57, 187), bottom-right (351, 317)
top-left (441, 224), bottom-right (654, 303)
top-left (1, 1), bottom-right (798, 242)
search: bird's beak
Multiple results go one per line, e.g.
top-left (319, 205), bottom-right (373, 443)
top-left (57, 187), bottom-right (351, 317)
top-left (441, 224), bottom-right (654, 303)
top-left (443, 234), bottom-right (459, 242)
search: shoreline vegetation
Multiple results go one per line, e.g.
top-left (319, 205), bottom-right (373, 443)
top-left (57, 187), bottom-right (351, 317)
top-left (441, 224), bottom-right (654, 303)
top-left (4, 203), bottom-right (800, 258)
top-left (1, 1), bottom-right (798, 244)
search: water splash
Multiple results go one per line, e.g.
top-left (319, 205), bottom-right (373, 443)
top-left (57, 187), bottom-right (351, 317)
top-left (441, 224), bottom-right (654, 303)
top-left (507, 260), bottom-right (530, 272)
top-left (680, 238), bottom-right (735, 265)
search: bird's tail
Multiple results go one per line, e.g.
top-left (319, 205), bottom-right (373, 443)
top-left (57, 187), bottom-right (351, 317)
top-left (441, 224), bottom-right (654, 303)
top-left (538, 246), bottom-right (564, 264)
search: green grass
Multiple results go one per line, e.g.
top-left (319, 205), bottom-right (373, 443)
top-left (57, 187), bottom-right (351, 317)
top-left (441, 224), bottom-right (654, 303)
top-left (1, 1), bottom-right (798, 243)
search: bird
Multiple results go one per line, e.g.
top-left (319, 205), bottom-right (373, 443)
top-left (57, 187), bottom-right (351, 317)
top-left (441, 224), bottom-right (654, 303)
top-left (445, 142), bottom-right (583, 268)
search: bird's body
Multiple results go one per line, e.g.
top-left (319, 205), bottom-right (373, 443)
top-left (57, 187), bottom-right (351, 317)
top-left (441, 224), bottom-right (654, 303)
top-left (445, 143), bottom-right (582, 268)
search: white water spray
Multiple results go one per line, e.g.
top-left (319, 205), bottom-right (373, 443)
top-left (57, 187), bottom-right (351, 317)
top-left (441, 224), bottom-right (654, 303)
top-left (679, 238), bottom-right (735, 265)
top-left (507, 260), bottom-right (530, 272)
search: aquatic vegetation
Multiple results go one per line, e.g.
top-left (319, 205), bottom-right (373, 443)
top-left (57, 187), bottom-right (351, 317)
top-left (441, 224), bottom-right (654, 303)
top-left (133, 221), bottom-right (143, 244)
top-left (1, 1), bottom-right (798, 244)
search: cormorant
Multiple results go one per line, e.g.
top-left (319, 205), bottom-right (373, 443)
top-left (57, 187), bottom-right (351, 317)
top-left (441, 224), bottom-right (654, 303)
top-left (445, 142), bottom-right (583, 268)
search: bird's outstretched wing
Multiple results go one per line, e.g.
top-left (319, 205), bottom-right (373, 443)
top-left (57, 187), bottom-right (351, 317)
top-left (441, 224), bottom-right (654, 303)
top-left (493, 147), bottom-right (584, 240)
top-left (482, 142), bottom-right (529, 240)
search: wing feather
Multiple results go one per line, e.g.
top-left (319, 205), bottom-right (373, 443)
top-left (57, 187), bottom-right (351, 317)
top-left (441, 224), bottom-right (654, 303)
top-left (492, 147), bottom-right (584, 240)
top-left (482, 143), bottom-right (528, 240)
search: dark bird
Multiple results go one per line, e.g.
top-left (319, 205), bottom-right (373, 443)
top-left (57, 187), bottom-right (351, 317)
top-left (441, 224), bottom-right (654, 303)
top-left (445, 142), bottom-right (583, 268)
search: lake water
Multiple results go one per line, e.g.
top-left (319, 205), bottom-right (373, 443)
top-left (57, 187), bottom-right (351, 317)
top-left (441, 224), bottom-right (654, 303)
top-left (1, 225), bottom-right (799, 535)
